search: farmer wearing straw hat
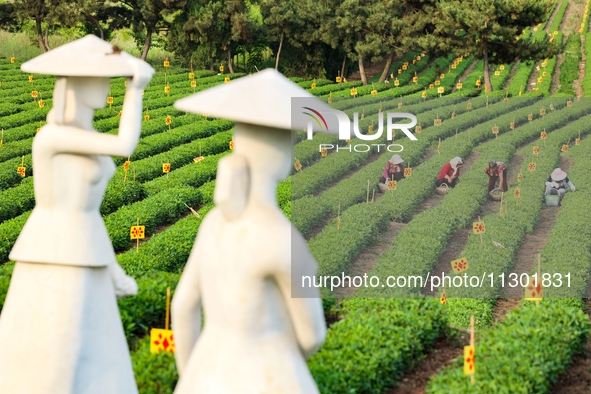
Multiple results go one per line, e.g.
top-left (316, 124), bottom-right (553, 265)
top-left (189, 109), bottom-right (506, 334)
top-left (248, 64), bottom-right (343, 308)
top-left (436, 156), bottom-right (463, 188)
top-left (378, 154), bottom-right (405, 192)
top-left (484, 161), bottom-right (508, 192)
top-left (545, 168), bottom-right (576, 197)
top-left (0, 35), bottom-right (153, 394)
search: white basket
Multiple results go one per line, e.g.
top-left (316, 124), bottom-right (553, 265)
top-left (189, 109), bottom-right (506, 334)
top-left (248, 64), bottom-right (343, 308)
top-left (545, 194), bottom-right (561, 207)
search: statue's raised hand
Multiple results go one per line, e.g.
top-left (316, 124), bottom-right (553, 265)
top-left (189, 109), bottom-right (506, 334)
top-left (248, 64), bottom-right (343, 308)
top-left (125, 54), bottom-right (154, 91)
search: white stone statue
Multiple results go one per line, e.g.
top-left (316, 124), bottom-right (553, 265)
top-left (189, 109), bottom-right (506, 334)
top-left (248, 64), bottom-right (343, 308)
top-left (171, 70), bottom-right (331, 393)
top-left (0, 35), bottom-right (154, 394)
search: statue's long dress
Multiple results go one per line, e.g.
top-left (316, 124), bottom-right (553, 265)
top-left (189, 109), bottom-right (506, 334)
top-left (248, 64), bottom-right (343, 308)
top-left (0, 126), bottom-right (137, 394)
top-left (174, 209), bottom-right (319, 394)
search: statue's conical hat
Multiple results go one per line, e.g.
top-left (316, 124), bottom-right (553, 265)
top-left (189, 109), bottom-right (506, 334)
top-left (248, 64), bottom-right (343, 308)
top-left (175, 69), bottom-right (338, 133)
top-left (21, 35), bottom-right (143, 77)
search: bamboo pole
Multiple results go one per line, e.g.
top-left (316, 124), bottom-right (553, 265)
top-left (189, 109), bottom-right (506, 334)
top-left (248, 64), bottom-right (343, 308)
top-left (165, 287), bottom-right (171, 330)
top-left (470, 315), bottom-right (475, 385)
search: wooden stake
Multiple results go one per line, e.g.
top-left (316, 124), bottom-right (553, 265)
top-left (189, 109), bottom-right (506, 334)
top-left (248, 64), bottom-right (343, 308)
top-left (537, 254), bottom-right (541, 307)
top-left (470, 315), bottom-right (475, 385)
top-left (366, 180), bottom-right (370, 203)
top-left (468, 129), bottom-right (471, 143)
top-left (165, 286), bottom-right (171, 330)
top-left (337, 203), bottom-right (341, 230)
top-left (136, 217), bottom-right (140, 253)
top-left (372, 189), bottom-right (375, 202)
top-left (455, 128), bottom-right (458, 140)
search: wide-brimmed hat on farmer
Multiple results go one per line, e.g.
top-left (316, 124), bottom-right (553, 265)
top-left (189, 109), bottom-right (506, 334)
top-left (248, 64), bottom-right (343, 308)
top-left (389, 154), bottom-right (404, 165)
top-left (550, 168), bottom-right (568, 181)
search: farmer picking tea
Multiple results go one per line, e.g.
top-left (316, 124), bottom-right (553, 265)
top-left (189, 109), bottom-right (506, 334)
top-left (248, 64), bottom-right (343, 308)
top-left (378, 154), bottom-right (405, 192)
top-left (545, 168), bottom-right (576, 197)
top-left (484, 161), bottom-right (508, 192)
top-left (436, 157), bottom-right (463, 188)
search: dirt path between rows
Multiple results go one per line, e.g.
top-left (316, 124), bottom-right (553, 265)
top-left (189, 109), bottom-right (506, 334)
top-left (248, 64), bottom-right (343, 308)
top-left (503, 61), bottom-right (521, 91)
top-left (451, 60), bottom-right (477, 92)
top-left (574, 34), bottom-right (586, 98)
top-left (500, 156), bottom-right (573, 301)
top-left (527, 1), bottom-right (563, 93)
top-left (384, 336), bottom-right (464, 394)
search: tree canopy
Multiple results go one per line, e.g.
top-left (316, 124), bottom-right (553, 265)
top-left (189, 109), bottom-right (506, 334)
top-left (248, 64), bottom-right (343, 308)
top-left (2, 0), bottom-right (561, 84)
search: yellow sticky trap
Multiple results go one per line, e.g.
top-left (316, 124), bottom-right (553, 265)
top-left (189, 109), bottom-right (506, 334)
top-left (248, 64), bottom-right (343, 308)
top-left (130, 225), bottom-right (145, 239)
top-left (472, 221), bottom-right (485, 234)
top-left (524, 275), bottom-right (543, 301)
top-left (150, 328), bottom-right (175, 354)
top-left (514, 189), bottom-right (521, 199)
top-left (162, 163), bottom-right (171, 173)
top-left (387, 180), bottom-right (397, 190)
top-left (451, 257), bottom-right (469, 273)
top-left (404, 168), bottom-right (412, 177)
top-left (464, 346), bottom-right (475, 375)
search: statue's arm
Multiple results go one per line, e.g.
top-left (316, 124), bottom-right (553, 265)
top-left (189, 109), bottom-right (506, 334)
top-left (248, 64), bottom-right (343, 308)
top-left (171, 240), bottom-right (203, 375)
top-left (275, 240), bottom-right (326, 359)
top-left (43, 57), bottom-right (153, 157)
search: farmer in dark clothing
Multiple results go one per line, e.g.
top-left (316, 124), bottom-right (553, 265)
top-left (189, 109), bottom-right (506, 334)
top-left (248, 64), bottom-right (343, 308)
top-left (484, 161), bottom-right (508, 192)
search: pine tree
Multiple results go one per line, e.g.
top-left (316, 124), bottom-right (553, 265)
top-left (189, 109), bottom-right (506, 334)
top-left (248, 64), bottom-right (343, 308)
top-left (121, 0), bottom-right (187, 60)
top-left (168, 0), bottom-right (256, 71)
top-left (434, 0), bottom-right (557, 92)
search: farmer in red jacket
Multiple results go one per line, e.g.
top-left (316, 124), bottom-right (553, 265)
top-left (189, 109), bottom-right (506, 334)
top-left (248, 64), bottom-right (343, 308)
top-left (436, 157), bottom-right (463, 188)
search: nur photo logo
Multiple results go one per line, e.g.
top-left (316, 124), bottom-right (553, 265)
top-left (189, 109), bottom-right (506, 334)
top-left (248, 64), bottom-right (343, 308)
top-left (292, 98), bottom-right (418, 154)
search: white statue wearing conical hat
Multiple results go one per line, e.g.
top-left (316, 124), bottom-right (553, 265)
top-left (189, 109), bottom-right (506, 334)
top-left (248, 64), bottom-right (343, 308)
top-left (171, 69), bottom-right (332, 393)
top-left (0, 35), bottom-right (154, 394)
